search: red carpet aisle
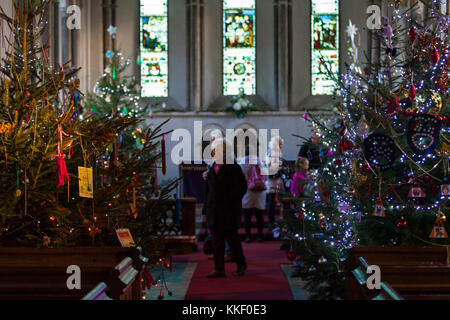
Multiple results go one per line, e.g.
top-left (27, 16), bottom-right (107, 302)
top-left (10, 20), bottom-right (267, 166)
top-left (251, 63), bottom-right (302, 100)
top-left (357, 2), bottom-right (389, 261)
top-left (174, 241), bottom-right (294, 300)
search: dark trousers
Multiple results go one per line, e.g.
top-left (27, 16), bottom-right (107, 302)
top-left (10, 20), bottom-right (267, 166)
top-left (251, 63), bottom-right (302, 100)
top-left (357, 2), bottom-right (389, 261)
top-left (243, 208), bottom-right (264, 238)
top-left (267, 193), bottom-right (276, 225)
top-left (212, 230), bottom-right (246, 272)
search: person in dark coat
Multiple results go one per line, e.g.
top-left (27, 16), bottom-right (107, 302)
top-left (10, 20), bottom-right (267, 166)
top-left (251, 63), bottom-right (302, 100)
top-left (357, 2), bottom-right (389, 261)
top-left (203, 139), bottom-right (248, 278)
top-left (298, 132), bottom-right (322, 169)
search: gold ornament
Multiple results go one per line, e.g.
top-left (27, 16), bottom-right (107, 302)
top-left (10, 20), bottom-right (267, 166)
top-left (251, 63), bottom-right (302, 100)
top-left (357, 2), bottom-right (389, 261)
top-left (357, 174), bottom-right (368, 186)
top-left (390, 85), bottom-right (409, 101)
top-left (428, 91), bottom-right (442, 116)
top-left (0, 122), bottom-right (12, 135)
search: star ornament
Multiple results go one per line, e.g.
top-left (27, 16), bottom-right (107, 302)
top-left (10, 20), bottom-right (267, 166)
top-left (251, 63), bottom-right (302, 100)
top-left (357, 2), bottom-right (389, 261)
top-left (346, 20), bottom-right (358, 44)
top-left (107, 25), bottom-right (117, 39)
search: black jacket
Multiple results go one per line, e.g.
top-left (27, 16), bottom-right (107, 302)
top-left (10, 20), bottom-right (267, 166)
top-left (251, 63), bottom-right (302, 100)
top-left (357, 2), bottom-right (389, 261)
top-left (298, 140), bottom-right (322, 169)
top-left (203, 162), bottom-right (247, 234)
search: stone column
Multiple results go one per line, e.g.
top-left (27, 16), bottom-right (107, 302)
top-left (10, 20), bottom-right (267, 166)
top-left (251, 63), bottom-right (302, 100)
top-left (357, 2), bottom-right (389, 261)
top-left (274, 0), bottom-right (292, 111)
top-left (186, 0), bottom-right (204, 111)
top-left (102, 0), bottom-right (116, 68)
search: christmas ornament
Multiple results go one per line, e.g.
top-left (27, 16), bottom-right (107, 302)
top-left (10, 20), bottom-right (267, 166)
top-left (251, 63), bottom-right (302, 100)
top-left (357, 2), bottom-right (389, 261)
top-left (320, 221), bottom-right (329, 231)
top-left (428, 91), bottom-right (442, 116)
top-left (338, 121), bottom-right (348, 136)
top-left (441, 177), bottom-right (450, 197)
top-left (430, 47), bottom-right (439, 65)
top-left (361, 163), bottom-right (371, 174)
top-left (409, 83), bottom-right (416, 102)
top-left (397, 216), bottom-right (407, 229)
top-left (287, 250), bottom-right (296, 261)
top-left (386, 98), bottom-right (399, 115)
top-left (407, 114), bottom-right (441, 154)
top-left (42, 236), bottom-right (51, 247)
top-left (56, 156), bottom-right (70, 189)
top-left (302, 110), bottom-right (309, 120)
top-left (429, 213), bottom-right (448, 239)
top-left (409, 26), bottom-right (417, 43)
top-left (380, 16), bottom-right (393, 50)
top-left (356, 115), bottom-right (370, 138)
top-left (408, 182), bottom-right (426, 198)
top-left (364, 134), bottom-right (397, 171)
top-left (373, 197), bottom-right (386, 217)
top-left (298, 209), bottom-right (304, 221)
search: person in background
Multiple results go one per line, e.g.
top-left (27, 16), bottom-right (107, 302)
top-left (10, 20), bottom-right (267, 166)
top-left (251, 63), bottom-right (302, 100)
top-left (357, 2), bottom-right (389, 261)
top-left (266, 136), bottom-right (285, 227)
top-left (298, 132), bottom-right (322, 169)
top-left (291, 157), bottom-right (310, 197)
top-left (202, 129), bottom-right (234, 262)
top-left (203, 138), bottom-right (248, 278)
top-left (241, 153), bottom-right (266, 243)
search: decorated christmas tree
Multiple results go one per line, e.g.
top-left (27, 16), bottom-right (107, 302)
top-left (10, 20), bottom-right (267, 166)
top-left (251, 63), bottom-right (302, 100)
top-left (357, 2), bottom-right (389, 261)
top-left (277, 0), bottom-right (449, 299)
top-left (0, 1), bottom-right (176, 264)
top-left (84, 46), bottom-right (177, 260)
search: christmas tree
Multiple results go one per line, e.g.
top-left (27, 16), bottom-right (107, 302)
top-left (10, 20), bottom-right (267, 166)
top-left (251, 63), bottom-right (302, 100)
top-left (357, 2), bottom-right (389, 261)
top-left (0, 1), bottom-right (176, 262)
top-left (84, 47), bottom-right (177, 260)
top-left (277, 0), bottom-right (450, 299)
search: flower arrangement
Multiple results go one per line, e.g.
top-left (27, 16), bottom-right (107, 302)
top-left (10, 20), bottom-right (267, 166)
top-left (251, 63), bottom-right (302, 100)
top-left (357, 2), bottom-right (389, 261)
top-left (226, 88), bottom-right (255, 119)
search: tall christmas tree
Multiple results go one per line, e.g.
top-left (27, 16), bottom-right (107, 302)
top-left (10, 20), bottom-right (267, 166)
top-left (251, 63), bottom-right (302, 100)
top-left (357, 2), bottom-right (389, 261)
top-left (0, 1), bottom-right (176, 263)
top-left (277, 0), bottom-right (450, 299)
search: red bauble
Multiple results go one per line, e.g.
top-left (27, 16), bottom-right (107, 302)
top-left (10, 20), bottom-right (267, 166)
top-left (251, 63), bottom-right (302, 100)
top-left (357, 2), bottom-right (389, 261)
top-left (361, 163), bottom-right (371, 174)
top-left (431, 47), bottom-right (439, 64)
top-left (287, 250), bottom-right (297, 261)
top-left (409, 27), bottom-right (417, 43)
top-left (335, 159), bottom-right (343, 166)
top-left (298, 209), bottom-right (305, 221)
top-left (409, 84), bottom-right (416, 102)
top-left (397, 217), bottom-right (407, 229)
top-left (386, 98), bottom-right (399, 115)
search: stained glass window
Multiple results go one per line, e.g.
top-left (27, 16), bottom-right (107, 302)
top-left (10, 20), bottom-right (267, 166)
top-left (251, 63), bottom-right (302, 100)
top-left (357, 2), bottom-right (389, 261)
top-left (311, 0), bottom-right (339, 95)
top-left (140, 0), bottom-right (168, 97)
top-left (223, 0), bottom-right (256, 96)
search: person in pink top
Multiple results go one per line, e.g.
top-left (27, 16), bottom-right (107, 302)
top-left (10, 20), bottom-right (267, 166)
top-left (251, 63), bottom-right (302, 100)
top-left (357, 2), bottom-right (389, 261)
top-left (291, 157), bottom-right (310, 197)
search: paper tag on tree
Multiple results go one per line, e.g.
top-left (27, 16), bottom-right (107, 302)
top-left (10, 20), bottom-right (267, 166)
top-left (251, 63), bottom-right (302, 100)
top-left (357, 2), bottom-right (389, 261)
top-left (429, 215), bottom-right (448, 239)
top-left (373, 197), bottom-right (385, 217)
top-left (115, 228), bottom-right (136, 247)
top-left (78, 167), bottom-right (93, 198)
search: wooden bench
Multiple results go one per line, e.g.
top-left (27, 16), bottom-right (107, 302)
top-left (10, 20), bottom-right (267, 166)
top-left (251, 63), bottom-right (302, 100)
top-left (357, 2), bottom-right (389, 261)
top-left (347, 256), bottom-right (403, 300)
top-left (81, 282), bottom-right (112, 300)
top-left (0, 247), bottom-right (146, 300)
top-left (346, 247), bottom-right (450, 300)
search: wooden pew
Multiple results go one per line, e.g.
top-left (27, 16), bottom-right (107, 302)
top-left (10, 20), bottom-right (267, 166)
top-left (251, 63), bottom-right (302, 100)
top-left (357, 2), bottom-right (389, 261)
top-left (372, 282), bottom-right (403, 300)
top-left (81, 282), bottom-right (112, 300)
top-left (0, 247), bottom-right (145, 300)
top-left (346, 247), bottom-right (450, 300)
top-left (346, 256), bottom-right (403, 300)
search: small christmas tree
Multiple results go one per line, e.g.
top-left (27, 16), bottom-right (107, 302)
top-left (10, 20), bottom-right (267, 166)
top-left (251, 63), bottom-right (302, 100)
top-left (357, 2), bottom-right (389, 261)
top-left (83, 47), bottom-right (177, 260)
